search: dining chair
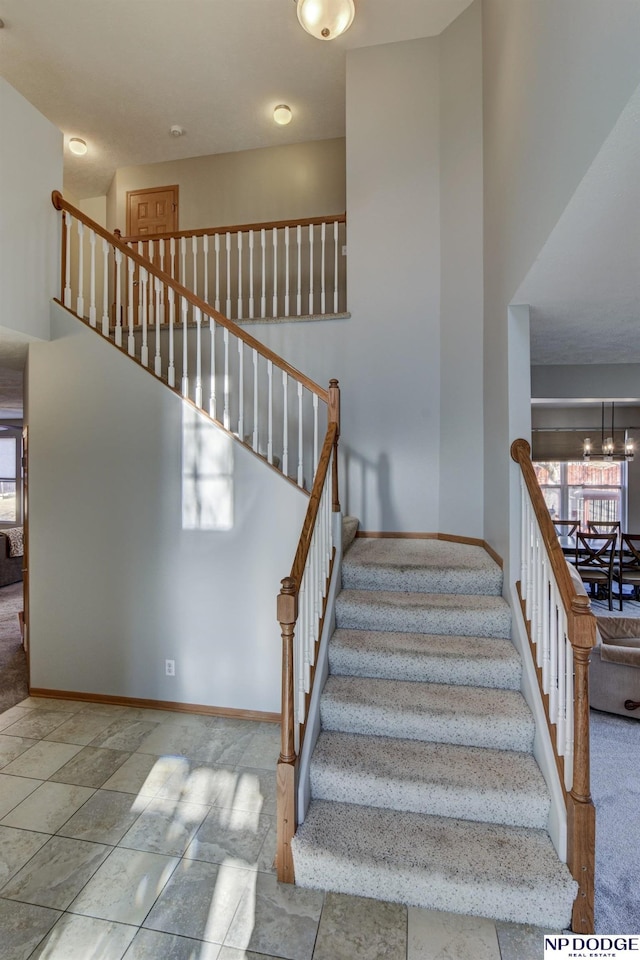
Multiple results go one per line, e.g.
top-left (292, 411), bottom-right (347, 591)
top-left (614, 533), bottom-right (640, 610)
top-left (587, 520), bottom-right (621, 537)
top-left (553, 520), bottom-right (579, 537)
top-left (574, 533), bottom-right (617, 610)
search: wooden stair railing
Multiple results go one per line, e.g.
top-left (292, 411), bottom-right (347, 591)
top-left (52, 191), bottom-right (330, 492)
top-left (511, 439), bottom-right (596, 933)
top-left (116, 212), bottom-right (347, 323)
top-left (277, 381), bottom-right (340, 882)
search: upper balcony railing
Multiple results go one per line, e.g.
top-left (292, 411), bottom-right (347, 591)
top-left (116, 214), bottom-right (347, 324)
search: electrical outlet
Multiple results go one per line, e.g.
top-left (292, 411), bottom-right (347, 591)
top-left (165, 659), bottom-right (175, 677)
top-left (341, 244), bottom-right (347, 256)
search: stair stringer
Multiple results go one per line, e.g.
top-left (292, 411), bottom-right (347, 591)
top-left (296, 510), bottom-right (343, 823)
top-left (506, 577), bottom-right (568, 862)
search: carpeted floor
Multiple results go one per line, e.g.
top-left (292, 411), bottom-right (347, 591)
top-left (0, 581), bottom-right (27, 712)
top-left (591, 708), bottom-right (640, 933)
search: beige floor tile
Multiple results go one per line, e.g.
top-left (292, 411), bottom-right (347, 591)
top-left (100, 752), bottom-right (175, 798)
top-left (0, 706), bottom-right (37, 731)
top-left (407, 907), bottom-right (501, 960)
top-left (48, 746), bottom-right (131, 788)
top-left (143, 859), bottom-right (252, 944)
top-left (119, 797), bottom-right (209, 856)
top-left (495, 921), bottom-right (560, 960)
top-left (57, 788), bottom-right (147, 844)
top-left (0, 734), bottom-right (38, 768)
top-left (216, 766), bottom-right (276, 815)
top-left (16, 697), bottom-right (84, 713)
top-left (0, 710), bottom-right (68, 740)
top-left (0, 898), bottom-right (61, 960)
top-left (2, 740), bottom-right (82, 778)
top-left (125, 928), bottom-right (222, 959)
top-left (1, 780), bottom-right (95, 832)
top-left (0, 772), bottom-right (42, 818)
top-left (1, 835), bottom-right (111, 910)
top-left (29, 913), bottom-right (138, 960)
top-left (156, 760), bottom-right (233, 806)
top-left (88, 718), bottom-right (161, 752)
top-left (0, 825), bottom-right (50, 886)
top-left (44, 712), bottom-right (124, 746)
top-left (313, 891), bottom-right (407, 960)
top-left (184, 806), bottom-right (272, 869)
top-left (68, 846), bottom-right (180, 925)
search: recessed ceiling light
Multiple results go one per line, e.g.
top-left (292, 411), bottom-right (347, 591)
top-left (68, 138), bottom-right (88, 156)
top-left (273, 104), bottom-right (293, 126)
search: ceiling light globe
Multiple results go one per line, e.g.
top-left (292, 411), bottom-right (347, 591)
top-left (297, 0), bottom-right (355, 40)
top-left (273, 104), bottom-right (293, 125)
top-left (68, 138), bottom-right (88, 156)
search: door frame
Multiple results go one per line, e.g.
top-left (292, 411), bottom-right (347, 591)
top-left (126, 184), bottom-right (179, 237)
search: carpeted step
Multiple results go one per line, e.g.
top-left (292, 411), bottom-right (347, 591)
top-left (329, 628), bottom-right (521, 689)
top-left (342, 516), bottom-right (359, 555)
top-left (335, 589), bottom-right (511, 638)
top-left (342, 538), bottom-right (503, 595)
top-left (291, 800), bottom-right (577, 929)
top-left (320, 675), bottom-right (534, 752)
top-left (309, 731), bottom-right (549, 828)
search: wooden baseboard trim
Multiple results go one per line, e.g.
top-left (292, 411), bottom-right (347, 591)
top-left (354, 531), bottom-right (504, 568)
top-left (28, 688), bottom-right (280, 724)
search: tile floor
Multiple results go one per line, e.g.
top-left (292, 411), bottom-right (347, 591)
top-left (0, 697), bottom-right (556, 960)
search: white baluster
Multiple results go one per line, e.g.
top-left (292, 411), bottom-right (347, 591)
top-left (261, 229), bottom-right (266, 319)
top-left (76, 221), bottom-right (85, 317)
top-left (214, 234), bottom-right (221, 312)
top-left (195, 307), bottom-right (202, 408)
top-left (181, 296), bottom-right (189, 397)
top-left (154, 279), bottom-right (162, 377)
top-left (556, 610), bottom-right (567, 756)
top-left (170, 238), bottom-right (176, 281)
top-left (181, 238), bottom-right (187, 296)
top-left (127, 258), bottom-right (135, 356)
top-left (313, 393), bottom-right (319, 474)
top-left (114, 248), bottom-right (123, 347)
top-left (267, 360), bottom-right (273, 465)
top-left (282, 370), bottom-right (288, 478)
top-left (297, 382), bottom-right (304, 487)
top-left (225, 233), bottom-right (232, 317)
top-left (333, 220), bottom-right (339, 313)
top-left (101, 238), bottom-right (110, 334)
top-left (320, 222), bottom-right (326, 314)
top-left (148, 241), bottom-right (154, 327)
top-left (248, 231), bottom-right (255, 319)
top-left (167, 287), bottom-right (176, 387)
top-left (203, 235), bottom-right (209, 304)
top-left (237, 232), bottom-right (243, 319)
top-left (272, 228), bottom-right (278, 317)
top-left (64, 212), bottom-right (72, 307)
top-left (564, 642), bottom-right (574, 789)
top-left (252, 349), bottom-right (259, 452)
top-left (308, 224), bottom-right (314, 315)
top-left (88, 230), bottom-right (97, 327)
top-left (140, 268), bottom-right (149, 367)
top-left (549, 588), bottom-right (559, 722)
top-left (238, 339), bottom-right (244, 439)
top-left (159, 239), bottom-right (166, 283)
top-left (296, 224), bottom-right (302, 316)
top-left (209, 317), bottom-right (217, 420)
top-left (284, 226), bottom-right (290, 317)
top-left (223, 328), bottom-right (230, 430)
top-left (192, 236), bottom-right (199, 300)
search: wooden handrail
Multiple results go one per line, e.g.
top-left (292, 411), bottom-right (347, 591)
top-left (52, 191), bottom-right (329, 402)
top-left (116, 213), bottom-right (347, 245)
top-left (289, 422), bottom-right (338, 586)
top-left (510, 438), bottom-right (596, 933)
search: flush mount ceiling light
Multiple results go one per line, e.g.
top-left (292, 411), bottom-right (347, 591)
top-left (296, 0), bottom-right (355, 40)
top-left (68, 138), bottom-right (88, 156)
top-left (273, 104), bottom-right (293, 125)
top-left (170, 125), bottom-right (185, 137)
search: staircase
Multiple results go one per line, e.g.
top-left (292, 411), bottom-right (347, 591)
top-left (291, 537), bottom-right (578, 929)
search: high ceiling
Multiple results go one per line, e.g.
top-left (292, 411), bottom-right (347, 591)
top-left (0, 0), bottom-right (473, 199)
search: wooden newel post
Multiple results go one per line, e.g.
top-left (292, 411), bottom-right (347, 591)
top-left (567, 599), bottom-right (596, 933)
top-left (277, 576), bottom-right (298, 883)
top-left (328, 379), bottom-right (341, 513)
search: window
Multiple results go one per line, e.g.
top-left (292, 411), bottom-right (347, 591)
top-left (533, 460), bottom-right (626, 529)
top-left (0, 428), bottom-right (21, 525)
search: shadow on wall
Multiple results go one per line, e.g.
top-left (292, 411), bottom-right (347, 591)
top-left (343, 446), bottom-right (399, 531)
top-left (182, 406), bottom-right (234, 532)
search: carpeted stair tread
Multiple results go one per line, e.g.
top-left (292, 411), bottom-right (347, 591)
top-left (320, 675), bottom-right (534, 751)
top-left (342, 538), bottom-right (503, 595)
top-left (291, 800), bottom-right (577, 929)
top-left (336, 589), bottom-right (511, 638)
top-left (329, 628), bottom-right (521, 689)
top-left (310, 731), bottom-right (550, 828)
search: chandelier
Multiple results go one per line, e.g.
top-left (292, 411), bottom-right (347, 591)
top-left (583, 402), bottom-right (634, 462)
top-left (296, 0), bottom-right (355, 40)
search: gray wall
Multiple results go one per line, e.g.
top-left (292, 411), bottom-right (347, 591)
top-left (0, 78), bottom-right (62, 341)
top-left (28, 302), bottom-right (307, 712)
top-left (482, 0), bottom-right (640, 562)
